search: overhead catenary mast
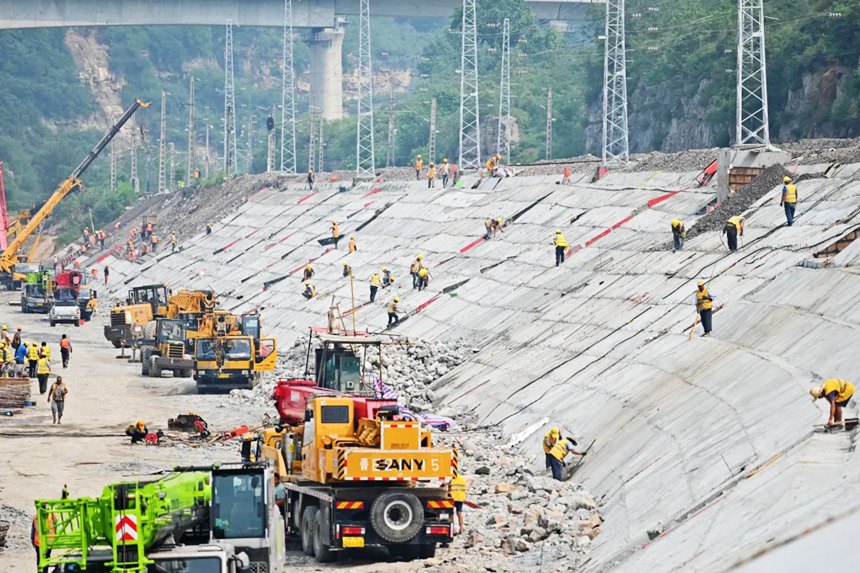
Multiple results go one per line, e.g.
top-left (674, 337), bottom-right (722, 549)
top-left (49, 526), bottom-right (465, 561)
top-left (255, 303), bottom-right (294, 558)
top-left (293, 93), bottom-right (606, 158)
top-left (386, 89), bottom-right (396, 167)
top-left (355, 0), bottom-right (376, 176)
top-left (497, 17), bottom-right (511, 159)
top-left (545, 88), bottom-right (553, 160)
top-left (158, 90), bottom-right (167, 193)
top-left (428, 97), bottom-right (437, 163)
top-left (458, 0), bottom-right (481, 170)
top-left (186, 76), bottom-right (196, 184)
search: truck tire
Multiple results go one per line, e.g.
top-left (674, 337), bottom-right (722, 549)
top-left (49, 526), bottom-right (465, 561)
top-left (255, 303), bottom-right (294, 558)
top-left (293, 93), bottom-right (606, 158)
top-left (301, 505), bottom-right (318, 556)
top-left (141, 357), bottom-right (150, 376)
top-left (75, 320), bottom-right (80, 327)
top-left (180, 368), bottom-right (193, 378)
top-left (111, 340), bottom-right (122, 349)
top-left (150, 358), bottom-right (162, 378)
top-left (50, 321), bottom-right (56, 327)
top-left (369, 492), bottom-right (424, 544)
top-left (312, 509), bottom-right (335, 563)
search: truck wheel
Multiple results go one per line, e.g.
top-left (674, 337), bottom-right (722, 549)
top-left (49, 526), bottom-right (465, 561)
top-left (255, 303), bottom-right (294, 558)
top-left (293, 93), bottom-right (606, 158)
top-left (75, 320), bottom-right (80, 327)
top-left (180, 368), bottom-right (193, 378)
top-left (150, 359), bottom-right (162, 378)
top-left (301, 506), bottom-right (318, 556)
top-left (141, 358), bottom-right (150, 376)
top-left (50, 321), bottom-right (55, 327)
top-left (111, 340), bottom-right (122, 349)
top-left (370, 492), bottom-right (424, 544)
top-left (312, 510), bottom-right (334, 563)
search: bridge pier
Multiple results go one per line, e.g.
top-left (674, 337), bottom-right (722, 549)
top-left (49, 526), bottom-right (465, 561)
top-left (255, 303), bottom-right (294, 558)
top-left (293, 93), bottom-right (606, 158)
top-left (308, 26), bottom-right (344, 121)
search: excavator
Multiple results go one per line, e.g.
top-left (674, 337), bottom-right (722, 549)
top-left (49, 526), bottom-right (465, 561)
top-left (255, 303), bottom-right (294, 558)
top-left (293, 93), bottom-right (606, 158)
top-left (35, 464), bottom-right (285, 572)
top-left (0, 98), bottom-right (150, 286)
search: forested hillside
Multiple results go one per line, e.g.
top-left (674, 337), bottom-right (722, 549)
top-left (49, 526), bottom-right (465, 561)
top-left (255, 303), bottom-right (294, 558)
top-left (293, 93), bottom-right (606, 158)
top-left (0, 0), bottom-right (858, 242)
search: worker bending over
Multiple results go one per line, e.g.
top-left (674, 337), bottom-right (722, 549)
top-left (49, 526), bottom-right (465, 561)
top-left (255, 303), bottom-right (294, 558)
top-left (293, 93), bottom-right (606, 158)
top-left (695, 280), bottom-right (715, 337)
top-left (781, 176), bottom-right (798, 226)
top-left (810, 379), bottom-right (855, 427)
top-left (417, 267), bottom-right (430, 291)
top-left (302, 281), bottom-right (316, 299)
top-left (671, 219), bottom-right (685, 251)
top-left (382, 267), bottom-right (394, 288)
top-left (548, 435), bottom-right (586, 481)
top-left (553, 230), bottom-right (568, 266)
top-left (542, 427), bottom-right (560, 470)
top-left (302, 264), bottom-right (315, 281)
top-left (723, 216), bottom-right (745, 251)
top-left (410, 254), bottom-right (424, 289)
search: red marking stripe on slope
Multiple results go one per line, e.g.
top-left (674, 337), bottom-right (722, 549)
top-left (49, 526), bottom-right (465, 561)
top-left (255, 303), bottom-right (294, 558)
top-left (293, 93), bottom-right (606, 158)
top-left (287, 247), bottom-right (334, 275)
top-left (362, 188), bottom-right (381, 198)
top-left (459, 237), bottom-right (486, 253)
top-left (96, 244), bottom-right (123, 263)
top-left (648, 191), bottom-right (679, 207)
top-left (297, 191), bottom-right (318, 204)
top-left (415, 295), bottom-right (440, 312)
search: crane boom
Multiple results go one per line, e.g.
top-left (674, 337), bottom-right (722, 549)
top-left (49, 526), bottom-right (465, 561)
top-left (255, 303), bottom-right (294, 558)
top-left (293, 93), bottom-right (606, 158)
top-left (0, 98), bottom-right (150, 273)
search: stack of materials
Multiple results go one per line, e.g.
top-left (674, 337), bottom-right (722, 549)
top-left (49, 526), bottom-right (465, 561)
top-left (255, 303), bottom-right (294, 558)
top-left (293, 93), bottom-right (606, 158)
top-left (0, 377), bottom-right (31, 409)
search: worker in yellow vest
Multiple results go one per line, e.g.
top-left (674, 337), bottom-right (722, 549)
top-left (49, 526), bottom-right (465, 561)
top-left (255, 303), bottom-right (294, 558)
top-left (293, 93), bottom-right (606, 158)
top-left (36, 355), bottom-right (51, 395)
top-left (781, 176), bottom-right (798, 226)
top-left (40, 342), bottom-right (51, 361)
top-left (448, 472), bottom-right (469, 534)
top-left (548, 435), bottom-right (586, 481)
top-left (28, 341), bottom-right (40, 378)
top-left (387, 297), bottom-right (401, 327)
top-left (348, 234), bottom-right (357, 253)
top-left (369, 273), bottom-right (382, 303)
top-left (302, 281), bottom-right (316, 300)
top-left (553, 230), bottom-right (568, 266)
top-left (542, 427), bottom-right (560, 470)
top-left (331, 221), bottom-right (341, 249)
top-left (671, 219), bottom-right (686, 251)
top-left (723, 216), bottom-right (745, 251)
top-left (427, 163), bottom-right (436, 188)
top-left (810, 379), bottom-right (855, 427)
top-left (695, 280), bottom-right (715, 336)
top-left (414, 155), bottom-right (424, 180)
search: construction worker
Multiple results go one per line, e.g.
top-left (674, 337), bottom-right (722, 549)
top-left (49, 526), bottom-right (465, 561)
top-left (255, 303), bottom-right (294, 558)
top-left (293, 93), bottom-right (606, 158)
top-left (28, 340), bottom-right (39, 378)
top-left (810, 379), bottom-right (855, 427)
top-left (671, 219), bottom-right (686, 251)
top-left (417, 266), bottom-right (430, 291)
top-left (542, 427), bottom-right (560, 470)
top-left (206, 222), bottom-right (213, 235)
top-left (349, 234), bottom-right (357, 253)
top-left (91, 267), bottom-right (99, 282)
top-left (451, 163), bottom-right (459, 186)
top-left (695, 280), bottom-right (715, 337)
top-left (781, 175), bottom-right (798, 226)
top-left (440, 158), bottom-right (450, 187)
top-left (382, 267), bottom-right (394, 288)
top-left (11, 326), bottom-right (22, 350)
top-left (387, 296), bottom-right (401, 327)
top-left (484, 219), bottom-right (494, 240)
top-left (484, 154), bottom-right (500, 176)
top-left (414, 155), bottom-right (424, 180)
top-left (302, 281), bottom-right (316, 299)
top-left (307, 168), bottom-right (315, 190)
top-left (562, 165), bottom-right (572, 185)
top-left (0, 342), bottom-right (10, 376)
top-left (104, 265), bottom-right (109, 285)
top-left (548, 435), bottom-right (586, 481)
top-left (32, 510), bottom-right (56, 572)
top-left (151, 233), bottom-right (159, 253)
top-left (40, 341), bottom-right (51, 361)
top-left (126, 420), bottom-right (148, 443)
top-left (369, 272), bottom-right (382, 302)
top-left (410, 254), bottom-right (424, 289)
top-left (553, 230), bottom-right (568, 266)
top-left (427, 163), bottom-right (436, 188)
top-left (343, 262), bottom-right (352, 278)
top-left (1, 325), bottom-right (9, 346)
top-left (492, 217), bottom-right (504, 237)
top-left (723, 216), bottom-right (745, 251)
top-left (36, 353), bottom-right (51, 395)
top-left (449, 471), bottom-right (468, 535)
top-left (170, 231), bottom-right (177, 253)
top-left (331, 220), bottom-right (341, 249)
top-left (302, 264), bottom-right (315, 281)
top-left (59, 334), bottom-right (72, 369)
top-left (47, 376), bottom-right (68, 424)
top-left (15, 340), bottom-right (27, 377)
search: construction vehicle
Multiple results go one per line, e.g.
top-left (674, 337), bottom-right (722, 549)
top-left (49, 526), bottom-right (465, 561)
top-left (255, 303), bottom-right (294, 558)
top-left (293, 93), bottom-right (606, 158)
top-left (77, 282), bottom-right (98, 320)
top-left (259, 394), bottom-right (458, 563)
top-left (21, 275), bottom-right (51, 313)
top-left (0, 98), bottom-right (150, 285)
top-left (140, 318), bottom-right (194, 378)
top-left (104, 284), bottom-right (170, 348)
top-left (35, 464), bottom-right (285, 573)
top-left (193, 313), bottom-right (277, 393)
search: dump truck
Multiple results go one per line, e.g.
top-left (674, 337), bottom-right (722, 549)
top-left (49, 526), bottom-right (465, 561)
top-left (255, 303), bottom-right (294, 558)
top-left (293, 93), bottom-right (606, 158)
top-left (260, 395), bottom-right (458, 563)
top-left (35, 463), bottom-right (285, 573)
top-left (193, 313), bottom-right (277, 393)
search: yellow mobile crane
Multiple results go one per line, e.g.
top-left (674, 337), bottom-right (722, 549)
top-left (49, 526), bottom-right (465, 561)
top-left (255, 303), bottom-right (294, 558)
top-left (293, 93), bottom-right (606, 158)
top-left (0, 99), bottom-right (150, 283)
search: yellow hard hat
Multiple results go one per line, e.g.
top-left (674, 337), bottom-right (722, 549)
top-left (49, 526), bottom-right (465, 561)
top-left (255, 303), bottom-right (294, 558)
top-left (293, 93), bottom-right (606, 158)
top-left (16, 327), bottom-right (21, 331)
top-left (242, 432), bottom-right (254, 441)
top-left (443, 158), bottom-right (448, 163)
top-left (304, 280), bottom-right (311, 286)
top-left (343, 261), bottom-right (349, 266)
top-left (136, 420), bottom-right (146, 428)
top-left (305, 264), bottom-right (312, 270)
top-left (350, 234), bottom-right (355, 238)
top-left (417, 154), bottom-right (422, 158)
top-left (496, 217), bottom-right (502, 223)
top-left (497, 155), bottom-right (504, 161)
top-left (1, 325), bottom-right (6, 330)
top-left (554, 229), bottom-right (561, 234)
top-left (394, 296), bottom-right (401, 302)
top-left (810, 386), bottom-right (822, 400)
top-left (783, 176), bottom-right (792, 183)
top-left (382, 267), bottom-right (388, 271)
top-left (697, 280), bottom-right (705, 287)
top-left (417, 254), bottom-right (424, 260)
top-left (550, 427), bottom-right (560, 436)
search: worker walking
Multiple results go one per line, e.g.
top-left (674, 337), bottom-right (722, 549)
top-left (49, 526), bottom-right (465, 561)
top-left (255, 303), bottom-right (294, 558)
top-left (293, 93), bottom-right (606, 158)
top-left (302, 281), bottom-right (316, 300)
top-left (548, 435), bottom-right (586, 481)
top-left (410, 254), bottom-right (424, 289)
top-left (414, 155), bottom-right (424, 180)
top-left (1, 325), bottom-right (9, 346)
top-left (671, 219), bottom-right (686, 251)
top-left (369, 273), bottom-right (382, 302)
top-left (170, 231), bottom-right (177, 253)
top-left (440, 159), bottom-right (450, 187)
top-left (543, 427), bottom-right (560, 470)
top-left (47, 376), bottom-right (68, 424)
top-left (449, 471), bottom-right (469, 535)
top-left (695, 280), bottom-right (715, 337)
top-left (36, 354), bottom-right (51, 395)
top-left (331, 220), bottom-right (341, 249)
top-left (427, 163), bottom-right (436, 188)
top-left (104, 265), bottom-right (110, 284)
top-left (387, 296), bottom-right (401, 327)
top-left (810, 379), bottom-right (855, 427)
top-left (562, 165), bottom-right (572, 185)
top-left (206, 222), bottom-right (213, 235)
top-left (349, 234), bottom-right (357, 253)
top-left (417, 267), bottom-right (430, 291)
top-left (15, 341), bottom-right (27, 377)
top-left (553, 230), bottom-right (568, 266)
top-left (723, 216), bottom-right (745, 251)
top-left (40, 341), bottom-right (51, 361)
top-left (28, 341), bottom-right (39, 378)
top-left (150, 233), bottom-right (159, 253)
top-left (781, 176), bottom-right (798, 226)
top-left (59, 334), bottom-right (72, 368)
top-left (12, 326), bottom-right (22, 350)
top-left (307, 168), bottom-right (315, 190)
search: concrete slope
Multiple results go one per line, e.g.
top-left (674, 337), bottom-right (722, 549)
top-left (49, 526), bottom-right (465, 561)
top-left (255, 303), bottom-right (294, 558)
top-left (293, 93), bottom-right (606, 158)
top-left (101, 167), bottom-right (860, 570)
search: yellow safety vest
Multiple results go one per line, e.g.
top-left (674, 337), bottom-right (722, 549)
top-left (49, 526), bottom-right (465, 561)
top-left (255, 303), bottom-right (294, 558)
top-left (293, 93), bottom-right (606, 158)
top-left (415, 159), bottom-right (424, 171)
top-left (727, 216), bottom-right (744, 232)
top-left (428, 168), bottom-right (436, 179)
top-left (782, 184), bottom-right (797, 203)
top-left (822, 379), bottom-right (855, 403)
top-left (37, 358), bottom-right (50, 375)
top-left (370, 274), bottom-right (381, 287)
top-left (41, 346), bottom-right (51, 360)
top-left (549, 438), bottom-right (574, 462)
top-left (28, 345), bottom-right (39, 360)
top-left (387, 301), bottom-right (398, 313)
top-left (671, 220), bottom-right (684, 234)
top-left (542, 432), bottom-right (557, 454)
top-left (331, 224), bottom-right (340, 238)
top-left (410, 262), bottom-right (420, 273)
top-left (696, 287), bottom-right (713, 311)
top-left (554, 233), bottom-right (568, 248)
top-left (449, 474), bottom-right (467, 502)
top-left (349, 238), bottom-right (357, 253)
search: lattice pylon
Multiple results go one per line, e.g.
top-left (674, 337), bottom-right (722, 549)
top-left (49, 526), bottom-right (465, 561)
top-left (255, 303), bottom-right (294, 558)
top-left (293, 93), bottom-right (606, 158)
top-left (497, 17), bottom-right (511, 160)
top-left (736, 0), bottom-right (771, 147)
top-left (355, 0), bottom-right (376, 176)
top-left (280, 0), bottom-right (298, 172)
top-left (602, 0), bottom-right (629, 164)
top-left (458, 0), bottom-right (481, 170)
top-left (223, 20), bottom-right (238, 175)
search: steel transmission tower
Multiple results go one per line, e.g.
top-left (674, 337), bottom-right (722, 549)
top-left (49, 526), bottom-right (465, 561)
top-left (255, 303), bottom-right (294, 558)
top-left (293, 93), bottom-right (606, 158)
top-left (186, 76), bottom-right (196, 184)
top-left (602, 0), bottom-right (629, 164)
top-left (736, 0), bottom-right (771, 146)
top-left (458, 0), bottom-right (481, 170)
top-left (386, 89), bottom-right (396, 167)
top-left (267, 106), bottom-right (276, 172)
top-left (546, 88), bottom-right (553, 160)
top-left (428, 97), bottom-right (437, 162)
top-left (109, 134), bottom-right (117, 194)
top-left (318, 120), bottom-right (325, 172)
top-left (168, 142), bottom-right (176, 191)
top-left (223, 20), bottom-right (238, 175)
top-left (130, 121), bottom-right (139, 194)
top-left (280, 0), bottom-right (297, 172)
top-left (158, 90), bottom-right (167, 193)
top-left (308, 112), bottom-right (316, 174)
top-left (497, 18), bottom-right (511, 159)
top-left (355, 0), bottom-right (376, 176)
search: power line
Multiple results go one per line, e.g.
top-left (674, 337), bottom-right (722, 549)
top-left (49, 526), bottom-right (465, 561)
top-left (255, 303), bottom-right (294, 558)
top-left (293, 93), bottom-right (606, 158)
top-left (223, 20), bottom-right (238, 175)
top-left (355, 0), bottom-right (376, 176)
top-left (602, 0), bottom-right (630, 164)
top-left (458, 0), bottom-right (481, 170)
top-left (279, 0), bottom-right (297, 173)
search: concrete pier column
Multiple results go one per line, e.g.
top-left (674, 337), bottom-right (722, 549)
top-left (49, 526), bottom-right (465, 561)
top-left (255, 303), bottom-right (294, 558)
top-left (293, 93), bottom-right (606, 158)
top-left (308, 26), bottom-right (344, 121)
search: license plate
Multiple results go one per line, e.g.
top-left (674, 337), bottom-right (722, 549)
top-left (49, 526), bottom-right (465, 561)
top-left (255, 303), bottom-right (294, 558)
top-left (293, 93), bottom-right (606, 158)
top-left (342, 536), bottom-right (364, 548)
top-left (217, 373), bottom-right (230, 378)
